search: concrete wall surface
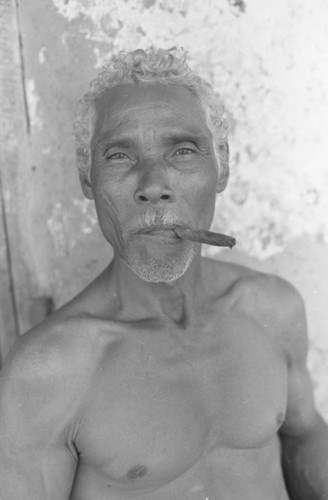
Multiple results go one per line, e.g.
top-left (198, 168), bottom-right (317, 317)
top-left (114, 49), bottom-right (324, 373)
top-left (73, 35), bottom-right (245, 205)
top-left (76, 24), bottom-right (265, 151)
top-left (2, 0), bottom-right (328, 418)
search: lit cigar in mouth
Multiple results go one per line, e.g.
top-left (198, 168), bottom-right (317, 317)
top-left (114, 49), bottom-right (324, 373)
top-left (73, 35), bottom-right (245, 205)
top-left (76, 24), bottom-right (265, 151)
top-left (174, 226), bottom-right (236, 249)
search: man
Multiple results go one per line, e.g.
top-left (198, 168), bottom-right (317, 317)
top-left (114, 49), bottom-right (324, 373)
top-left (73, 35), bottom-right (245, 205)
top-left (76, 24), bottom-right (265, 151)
top-left (0, 46), bottom-right (327, 500)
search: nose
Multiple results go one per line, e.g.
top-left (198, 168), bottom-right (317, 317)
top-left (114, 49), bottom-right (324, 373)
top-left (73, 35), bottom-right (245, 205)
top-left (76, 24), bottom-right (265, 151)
top-left (134, 163), bottom-right (175, 205)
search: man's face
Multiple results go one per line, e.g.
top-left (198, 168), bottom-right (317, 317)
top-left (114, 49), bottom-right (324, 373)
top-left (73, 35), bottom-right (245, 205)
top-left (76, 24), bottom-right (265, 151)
top-left (89, 83), bottom-right (219, 282)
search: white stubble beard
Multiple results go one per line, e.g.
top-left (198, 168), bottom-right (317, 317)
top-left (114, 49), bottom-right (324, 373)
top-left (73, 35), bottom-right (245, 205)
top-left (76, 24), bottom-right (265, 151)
top-left (121, 236), bottom-right (199, 283)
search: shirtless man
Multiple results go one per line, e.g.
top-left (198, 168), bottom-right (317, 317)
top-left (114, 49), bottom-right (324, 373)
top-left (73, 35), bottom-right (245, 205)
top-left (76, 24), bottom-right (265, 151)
top-left (0, 47), bottom-right (328, 500)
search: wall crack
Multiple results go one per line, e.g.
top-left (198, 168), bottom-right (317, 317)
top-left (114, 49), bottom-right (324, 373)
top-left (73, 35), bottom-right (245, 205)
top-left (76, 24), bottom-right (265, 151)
top-left (14, 0), bottom-right (31, 135)
top-left (0, 172), bottom-right (20, 338)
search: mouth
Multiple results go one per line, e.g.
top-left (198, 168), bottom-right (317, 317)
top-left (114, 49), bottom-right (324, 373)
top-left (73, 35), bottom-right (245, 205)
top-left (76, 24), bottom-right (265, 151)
top-left (136, 224), bottom-right (183, 240)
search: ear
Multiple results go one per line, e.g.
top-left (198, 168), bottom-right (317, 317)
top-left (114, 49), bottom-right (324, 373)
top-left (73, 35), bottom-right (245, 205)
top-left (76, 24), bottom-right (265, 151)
top-left (79, 171), bottom-right (94, 200)
top-left (217, 169), bottom-right (229, 193)
top-left (216, 141), bottom-right (229, 193)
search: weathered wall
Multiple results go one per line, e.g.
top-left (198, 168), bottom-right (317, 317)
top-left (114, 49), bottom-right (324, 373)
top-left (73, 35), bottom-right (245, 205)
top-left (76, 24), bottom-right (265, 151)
top-left (2, 0), bottom-right (328, 417)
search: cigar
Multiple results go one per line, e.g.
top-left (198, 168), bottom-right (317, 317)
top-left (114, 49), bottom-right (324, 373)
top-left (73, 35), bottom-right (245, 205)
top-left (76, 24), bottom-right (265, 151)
top-left (174, 226), bottom-right (236, 249)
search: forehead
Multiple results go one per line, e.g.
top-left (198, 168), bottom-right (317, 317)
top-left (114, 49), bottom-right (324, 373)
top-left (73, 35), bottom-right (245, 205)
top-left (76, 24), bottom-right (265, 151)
top-left (92, 83), bottom-right (210, 142)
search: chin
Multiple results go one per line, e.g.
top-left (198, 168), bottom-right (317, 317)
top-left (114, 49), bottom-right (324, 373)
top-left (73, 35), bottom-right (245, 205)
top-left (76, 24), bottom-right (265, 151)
top-left (123, 246), bottom-right (197, 283)
top-left (130, 265), bottom-right (186, 283)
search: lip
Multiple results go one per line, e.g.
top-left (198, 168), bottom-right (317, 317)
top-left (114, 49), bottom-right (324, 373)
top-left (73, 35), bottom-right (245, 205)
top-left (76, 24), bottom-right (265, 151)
top-left (136, 225), bottom-right (183, 240)
top-left (137, 224), bottom-right (182, 234)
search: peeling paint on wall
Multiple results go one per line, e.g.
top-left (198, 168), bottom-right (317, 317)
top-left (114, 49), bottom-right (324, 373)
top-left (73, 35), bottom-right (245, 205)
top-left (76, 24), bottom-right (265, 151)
top-left (52, 0), bottom-right (328, 259)
top-left (38, 46), bottom-right (46, 64)
top-left (73, 198), bottom-right (98, 235)
top-left (26, 79), bottom-right (43, 129)
top-left (46, 202), bottom-right (68, 257)
top-left (46, 198), bottom-right (98, 257)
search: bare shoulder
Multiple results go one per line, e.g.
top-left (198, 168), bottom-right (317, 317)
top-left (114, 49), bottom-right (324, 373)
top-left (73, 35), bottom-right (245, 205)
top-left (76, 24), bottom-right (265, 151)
top-left (235, 265), bottom-right (306, 339)
top-left (0, 313), bottom-right (122, 434)
top-left (3, 314), bottom-right (101, 376)
top-left (204, 256), bottom-right (306, 344)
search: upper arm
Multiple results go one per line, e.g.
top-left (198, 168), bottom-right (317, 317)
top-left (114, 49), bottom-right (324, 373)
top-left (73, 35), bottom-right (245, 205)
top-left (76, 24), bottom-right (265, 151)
top-left (277, 280), bottom-right (319, 437)
top-left (0, 329), bottom-right (79, 500)
top-left (240, 271), bottom-right (319, 436)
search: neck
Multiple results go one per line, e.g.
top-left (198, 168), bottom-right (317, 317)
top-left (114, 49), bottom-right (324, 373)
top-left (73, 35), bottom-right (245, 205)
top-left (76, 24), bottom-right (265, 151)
top-left (105, 254), bottom-right (206, 327)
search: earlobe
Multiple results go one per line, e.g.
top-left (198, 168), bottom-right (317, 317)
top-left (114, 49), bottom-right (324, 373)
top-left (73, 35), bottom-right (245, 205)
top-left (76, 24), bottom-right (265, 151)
top-left (217, 169), bottom-right (229, 193)
top-left (216, 141), bottom-right (229, 193)
top-left (80, 173), bottom-right (94, 200)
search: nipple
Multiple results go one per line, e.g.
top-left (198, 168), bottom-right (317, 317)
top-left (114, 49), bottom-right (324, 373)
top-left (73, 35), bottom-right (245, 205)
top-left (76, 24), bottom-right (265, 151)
top-left (277, 412), bottom-right (286, 427)
top-left (127, 464), bottom-right (148, 479)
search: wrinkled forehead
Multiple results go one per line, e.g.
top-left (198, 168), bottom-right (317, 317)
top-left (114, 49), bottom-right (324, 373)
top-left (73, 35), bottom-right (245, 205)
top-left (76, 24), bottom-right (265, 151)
top-left (92, 83), bottom-right (211, 141)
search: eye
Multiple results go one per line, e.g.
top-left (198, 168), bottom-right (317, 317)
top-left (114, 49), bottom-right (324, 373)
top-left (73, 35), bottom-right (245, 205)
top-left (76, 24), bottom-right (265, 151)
top-left (105, 151), bottom-right (129, 160)
top-left (175, 147), bottom-right (196, 156)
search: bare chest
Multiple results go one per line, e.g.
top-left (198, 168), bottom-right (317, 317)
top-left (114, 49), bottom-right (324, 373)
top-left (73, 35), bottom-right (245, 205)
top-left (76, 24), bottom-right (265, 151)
top-left (73, 321), bottom-right (287, 494)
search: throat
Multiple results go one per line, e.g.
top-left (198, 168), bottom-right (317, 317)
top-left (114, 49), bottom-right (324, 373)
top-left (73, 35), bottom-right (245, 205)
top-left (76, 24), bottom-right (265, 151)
top-left (152, 284), bottom-right (195, 328)
top-left (161, 292), bottom-right (188, 326)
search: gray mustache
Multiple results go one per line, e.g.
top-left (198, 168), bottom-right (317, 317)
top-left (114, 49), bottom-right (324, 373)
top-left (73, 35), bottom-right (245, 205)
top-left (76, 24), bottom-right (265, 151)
top-left (127, 208), bottom-right (193, 234)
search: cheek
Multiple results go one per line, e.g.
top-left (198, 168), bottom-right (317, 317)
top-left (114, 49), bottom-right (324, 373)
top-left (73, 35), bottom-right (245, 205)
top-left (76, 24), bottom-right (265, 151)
top-left (197, 188), bottom-right (217, 225)
top-left (91, 167), bottom-right (122, 216)
top-left (182, 168), bottom-right (218, 222)
top-left (91, 178), bottom-right (126, 247)
top-left (93, 183), bottom-right (119, 223)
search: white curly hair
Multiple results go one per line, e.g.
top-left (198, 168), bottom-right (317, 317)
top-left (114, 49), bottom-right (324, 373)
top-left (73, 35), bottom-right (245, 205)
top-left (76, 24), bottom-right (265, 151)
top-left (73, 46), bottom-right (229, 187)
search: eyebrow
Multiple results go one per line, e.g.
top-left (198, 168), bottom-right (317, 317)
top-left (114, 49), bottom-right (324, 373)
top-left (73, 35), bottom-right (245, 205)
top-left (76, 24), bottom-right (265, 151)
top-left (164, 132), bottom-right (210, 145)
top-left (93, 129), bottom-right (211, 151)
top-left (92, 134), bottom-right (134, 151)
